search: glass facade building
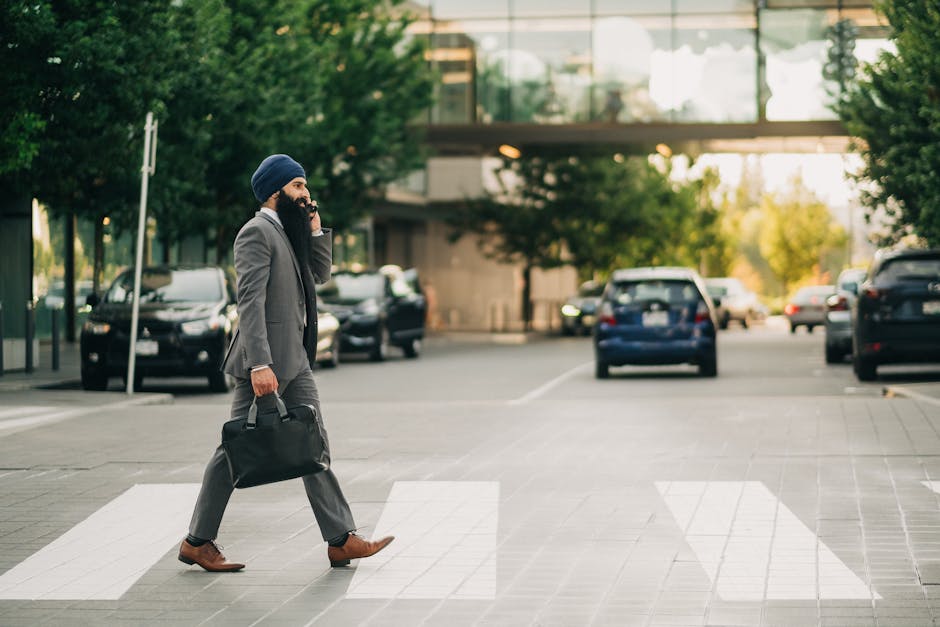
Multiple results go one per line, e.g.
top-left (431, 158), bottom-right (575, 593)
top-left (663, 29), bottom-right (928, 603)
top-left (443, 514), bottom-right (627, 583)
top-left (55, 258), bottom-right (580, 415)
top-left (407, 0), bottom-right (889, 128)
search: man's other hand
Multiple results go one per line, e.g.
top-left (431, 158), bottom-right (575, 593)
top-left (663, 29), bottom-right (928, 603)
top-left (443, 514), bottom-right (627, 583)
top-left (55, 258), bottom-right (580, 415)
top-left (250, 367), bottom-right (278, 397)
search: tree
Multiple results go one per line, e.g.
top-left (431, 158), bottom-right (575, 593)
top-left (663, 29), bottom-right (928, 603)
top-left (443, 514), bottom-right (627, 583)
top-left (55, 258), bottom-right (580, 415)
top-left (759, 177), bottom-right (847, 295)
top-left (450, 150), bottom-right (729, 330)
top-left (837, 1), bottom-right (940, 245)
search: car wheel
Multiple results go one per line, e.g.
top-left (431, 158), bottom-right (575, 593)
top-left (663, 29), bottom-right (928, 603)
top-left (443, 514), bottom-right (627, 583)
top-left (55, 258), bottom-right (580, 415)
top-left (825, 344), bottom-right (842, 364)
top-left (321, 331), bottom-right (341, 368)
top-left (369, 325), bottom-right (389, 362)
top-left (854, 353), bottom-right (877, 381)
top-left (807, 325), bottom-right (815, 334)
top-left (595, 360), bottom-right (609, 379)
top-left (81, 368), bottom-right (108, 391)
top-left (698, 350), bottom-right (718, 377)
top-left (403, 337), bottom-right (421, 359)
top-left (790, 323), bottom-right (797, 334)
top-left (208, 371), bottom-right (233, 393)
top-left (741, 314), bottom-right (749, 330)
top-left (719, 314), bottom-right (729, 330)
top-left (561, 326), bottom-right (574, 337)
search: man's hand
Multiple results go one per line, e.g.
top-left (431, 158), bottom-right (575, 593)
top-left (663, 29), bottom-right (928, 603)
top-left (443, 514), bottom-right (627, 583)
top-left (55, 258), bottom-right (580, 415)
top-left (250, 367), bottom-right (278, 397)
top-left (309, 207), bottom-right (321, 233)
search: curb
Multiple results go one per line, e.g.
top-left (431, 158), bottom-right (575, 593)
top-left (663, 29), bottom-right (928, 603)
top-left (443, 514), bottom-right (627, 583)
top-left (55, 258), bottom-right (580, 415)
top-left (884, 386), bottom-right (940, 408)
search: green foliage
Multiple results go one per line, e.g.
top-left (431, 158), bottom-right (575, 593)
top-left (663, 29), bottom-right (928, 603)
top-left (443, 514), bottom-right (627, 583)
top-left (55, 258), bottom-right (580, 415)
top-left (758, 178), bottom-right (848, 294)
top-left (449, 151), bottom-right (730, 327)
top-left (837, 1), bottom-right (940, 245)
top-left (2, 0), bottom-right (433, 269)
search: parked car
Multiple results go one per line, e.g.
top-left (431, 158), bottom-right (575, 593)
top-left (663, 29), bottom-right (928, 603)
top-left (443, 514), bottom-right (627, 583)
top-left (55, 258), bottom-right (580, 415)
top-left (704, 277), bottom-right (763, 329)
top-left (594, 267), bottom-right (718, 379)
top-left (784, 285), bottom-right (835, 334)
top-left (315, 309), bottom-right (341, 368)
top-left (852, 248), bottom-right (940, 381)
top-left (824, 268), bottom-right (867, 364)
top-left (560, 280), bottom-right (604, 336)
top-left (42, 279), bottom-right (96, 312)
top-left (316, 267), bottom-right (425, 361)
top-left (80, 265), bottom-right (238, 392)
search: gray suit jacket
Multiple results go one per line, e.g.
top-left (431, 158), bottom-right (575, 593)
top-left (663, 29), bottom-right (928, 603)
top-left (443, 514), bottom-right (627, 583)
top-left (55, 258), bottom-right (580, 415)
top-left (220, 211), bottom-right (332, 382)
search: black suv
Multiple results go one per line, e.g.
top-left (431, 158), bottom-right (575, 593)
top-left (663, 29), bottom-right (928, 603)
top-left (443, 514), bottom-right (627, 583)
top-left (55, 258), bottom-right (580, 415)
top-left (80, 265), bottom-right (238, 391)
top-left (852, 249), bottom-right (940, 381)
top-left (316, 267), bottom-right (426, 361)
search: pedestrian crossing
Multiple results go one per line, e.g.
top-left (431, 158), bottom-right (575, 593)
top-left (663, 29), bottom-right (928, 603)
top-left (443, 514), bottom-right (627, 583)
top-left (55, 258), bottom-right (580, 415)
top-left (8, 478), bottom-right (940, 601)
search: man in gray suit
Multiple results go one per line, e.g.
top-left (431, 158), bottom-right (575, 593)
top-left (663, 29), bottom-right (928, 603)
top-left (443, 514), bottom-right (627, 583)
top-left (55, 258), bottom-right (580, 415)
top-left (179, 154), bottom-right (393, 572)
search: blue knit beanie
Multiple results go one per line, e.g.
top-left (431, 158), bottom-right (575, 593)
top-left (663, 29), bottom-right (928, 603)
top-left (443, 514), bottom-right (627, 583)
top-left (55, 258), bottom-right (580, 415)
top-left (251, 154), bottom-right (306, 202)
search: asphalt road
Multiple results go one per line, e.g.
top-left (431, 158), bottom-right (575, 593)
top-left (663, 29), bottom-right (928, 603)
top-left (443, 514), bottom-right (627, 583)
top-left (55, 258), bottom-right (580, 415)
top-left (2, 321), bottom-right (940, 626)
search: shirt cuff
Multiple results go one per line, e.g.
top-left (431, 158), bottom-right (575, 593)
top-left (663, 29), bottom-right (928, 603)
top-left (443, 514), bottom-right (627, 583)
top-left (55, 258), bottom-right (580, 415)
top-left (250, 365), bottom-right (271, 372)
top-left (312, 229), bottom-right (324, 237)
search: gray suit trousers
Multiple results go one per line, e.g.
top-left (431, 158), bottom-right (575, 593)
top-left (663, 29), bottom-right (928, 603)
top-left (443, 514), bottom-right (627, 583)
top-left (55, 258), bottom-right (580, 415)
top-left (188, 368), bottom-right (355, 541)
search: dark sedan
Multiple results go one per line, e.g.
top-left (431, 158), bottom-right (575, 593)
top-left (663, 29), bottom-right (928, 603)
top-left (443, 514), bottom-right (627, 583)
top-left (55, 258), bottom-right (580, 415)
top-left (852, 249), bottom-right (940, 381)
top-left (80, 265), bottom-right (238, 392)
top-left (316, 268), bottom-right (425, 361)
top-left (560, 280), bottom-right (604, 336)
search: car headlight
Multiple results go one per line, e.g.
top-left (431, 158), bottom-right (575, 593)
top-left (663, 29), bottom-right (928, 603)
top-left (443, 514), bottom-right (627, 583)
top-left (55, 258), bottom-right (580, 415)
top-left (181, 316), bottom-right (223, 336)
top-left (82, 320), bottom-right (111, 335)
top-left (561, 304), bottom-right (581, 317)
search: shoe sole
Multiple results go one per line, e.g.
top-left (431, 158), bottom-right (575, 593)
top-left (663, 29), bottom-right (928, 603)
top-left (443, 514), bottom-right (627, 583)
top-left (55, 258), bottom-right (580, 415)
top-left (330, 559), bottom-right (351, 567)
top-left (178, 554), bottom-right (244, 571)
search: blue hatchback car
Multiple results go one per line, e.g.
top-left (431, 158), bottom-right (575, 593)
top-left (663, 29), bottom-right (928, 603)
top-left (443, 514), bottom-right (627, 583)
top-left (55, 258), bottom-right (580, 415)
top-left (594, 267), bottom-right (718, 378)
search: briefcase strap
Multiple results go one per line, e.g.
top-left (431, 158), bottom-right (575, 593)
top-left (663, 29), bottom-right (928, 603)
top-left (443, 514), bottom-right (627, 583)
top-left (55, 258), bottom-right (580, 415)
top-left (247, 392), bottom-right (289, 429)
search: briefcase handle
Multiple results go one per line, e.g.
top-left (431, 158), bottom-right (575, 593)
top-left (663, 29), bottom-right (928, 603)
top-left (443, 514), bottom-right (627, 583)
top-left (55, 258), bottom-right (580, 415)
top-left (246, 392), bottom-right (289, 429)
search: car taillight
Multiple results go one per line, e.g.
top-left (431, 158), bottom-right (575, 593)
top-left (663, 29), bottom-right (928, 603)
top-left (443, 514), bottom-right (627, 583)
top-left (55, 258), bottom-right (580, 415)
top-left (826, 294), bottom-right (849, 311)
top-left (863, 287), bottom-right (882, 299)
top-left (598, 302), bottom-right (615, 326)
top-left (694, 301), bottom-right (710, 324)
top-left (784, 303), bottom-right (799, 316)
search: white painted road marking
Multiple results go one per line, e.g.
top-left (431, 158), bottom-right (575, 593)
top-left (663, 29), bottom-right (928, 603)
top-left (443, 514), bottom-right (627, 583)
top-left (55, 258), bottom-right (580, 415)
top-left (0, 484), bottom-right (200, 600)
top-left (656, 481), bottom-right (879, 600)
top-left (346, 481), bottom-right (499, 600)
top-left (509, 362), bottom-right (592, 405)
top-left (0, 406), bottom-right (84, 434)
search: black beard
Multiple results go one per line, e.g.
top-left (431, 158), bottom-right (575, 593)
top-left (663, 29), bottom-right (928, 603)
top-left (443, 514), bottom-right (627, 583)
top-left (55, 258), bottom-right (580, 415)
top-left (276, 191), bottom-right (312, 274)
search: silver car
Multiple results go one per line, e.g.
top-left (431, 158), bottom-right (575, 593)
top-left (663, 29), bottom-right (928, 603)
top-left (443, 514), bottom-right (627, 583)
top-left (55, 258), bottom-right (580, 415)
top-left (824, 268), bottom-right (866, 363)
top-left (785, 285), bottom-right (835, 334)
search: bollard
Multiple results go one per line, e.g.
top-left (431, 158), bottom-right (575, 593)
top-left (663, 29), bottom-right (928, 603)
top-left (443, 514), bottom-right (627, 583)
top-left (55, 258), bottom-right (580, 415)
top-left (0, 301), bottom-right (4, 376)
top-left (25, 300), bottom-right (35, 373)
top-left (51, 307), bottom-right (60, 371)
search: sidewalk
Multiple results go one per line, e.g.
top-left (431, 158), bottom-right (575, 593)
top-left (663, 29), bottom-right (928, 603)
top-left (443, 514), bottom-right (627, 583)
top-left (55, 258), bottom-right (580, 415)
top-left (0, 340), bottom-right (172, 409)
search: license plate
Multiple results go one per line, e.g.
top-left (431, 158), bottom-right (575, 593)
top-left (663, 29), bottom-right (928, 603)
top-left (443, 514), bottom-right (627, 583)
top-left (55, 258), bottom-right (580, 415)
top-left (924, 300), bottom-right (940, 315)
top-left (642, 310), bottom-right (669, 327)
top-left (135, 339), bottom-right (159, 356)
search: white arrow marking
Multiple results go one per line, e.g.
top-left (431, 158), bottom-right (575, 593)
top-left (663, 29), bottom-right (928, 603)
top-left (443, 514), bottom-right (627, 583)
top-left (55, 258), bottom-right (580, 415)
top-left (0, 484), bottom-right (200, 600)
top-left (656, 481), bottom-right (878, 600)
top-left (346, 481), bottom-right (498, 599)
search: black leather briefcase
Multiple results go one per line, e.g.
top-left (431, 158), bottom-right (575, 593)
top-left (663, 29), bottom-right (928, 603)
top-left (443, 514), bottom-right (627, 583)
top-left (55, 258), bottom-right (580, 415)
top-left (222, 393), bottom-right (330, 488)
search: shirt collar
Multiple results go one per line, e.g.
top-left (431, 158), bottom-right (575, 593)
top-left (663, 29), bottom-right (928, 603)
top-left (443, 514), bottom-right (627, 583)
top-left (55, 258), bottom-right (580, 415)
top-left (259, 206), bottom-right (282, 228)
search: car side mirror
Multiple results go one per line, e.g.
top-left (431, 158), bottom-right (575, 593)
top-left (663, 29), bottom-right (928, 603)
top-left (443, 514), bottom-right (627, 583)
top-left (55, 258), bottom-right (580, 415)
top-left (85, 293), bottom-right (100, 308)
top-left (711, 296), bottom-right (722, 308)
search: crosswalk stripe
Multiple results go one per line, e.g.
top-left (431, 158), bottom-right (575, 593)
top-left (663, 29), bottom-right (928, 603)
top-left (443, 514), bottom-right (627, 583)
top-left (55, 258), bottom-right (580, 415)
top-left (345, 481), bottom-right (499, 600)
top-left (0, 484), bottom-right (199, 600)
top-left (0, 406), bottom-right (58, 420)
top-left (656, 481), bottom-right (879, 600)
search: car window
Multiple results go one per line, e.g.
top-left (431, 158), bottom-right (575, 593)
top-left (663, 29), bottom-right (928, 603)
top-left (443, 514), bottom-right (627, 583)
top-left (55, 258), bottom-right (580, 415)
top-left (611, 280), bottom-right (700, 305)
top-left (105, 268), bottom-right (223, 304)
top-left (317, 273), bottom-right (384, 302)
top-left (877, 257), bottom-right (940, 281)
top-left (578, 283), bottom-right (604, 298)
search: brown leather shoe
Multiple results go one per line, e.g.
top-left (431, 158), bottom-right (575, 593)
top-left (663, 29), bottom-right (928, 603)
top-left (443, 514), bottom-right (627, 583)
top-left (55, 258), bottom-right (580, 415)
top-left (327, 533), bottom-right (394, 567)
top-left (178, 539), bottom-right (245, 572)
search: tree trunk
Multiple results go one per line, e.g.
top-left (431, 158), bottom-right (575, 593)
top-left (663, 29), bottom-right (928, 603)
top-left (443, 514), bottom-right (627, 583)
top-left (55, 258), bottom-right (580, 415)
top-left (521, 264), bottom-right (532, 332)
top-left (65, 213), bottom-right (77, 342)
top-left (93, 213), bottom-right (105, 296)
top-left (215, 225), bottom-right (227, 264)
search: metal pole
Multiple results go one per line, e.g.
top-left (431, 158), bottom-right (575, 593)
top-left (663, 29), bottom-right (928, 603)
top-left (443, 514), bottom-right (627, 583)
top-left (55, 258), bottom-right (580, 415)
top-left (127, 112), bottom-right (157, 395)
top-left (0, 301), bottom-right (4, 376)
top-left (25, 300), bottom-right (34, 373)
top-left (51, 306), bottom-right (60, 371)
